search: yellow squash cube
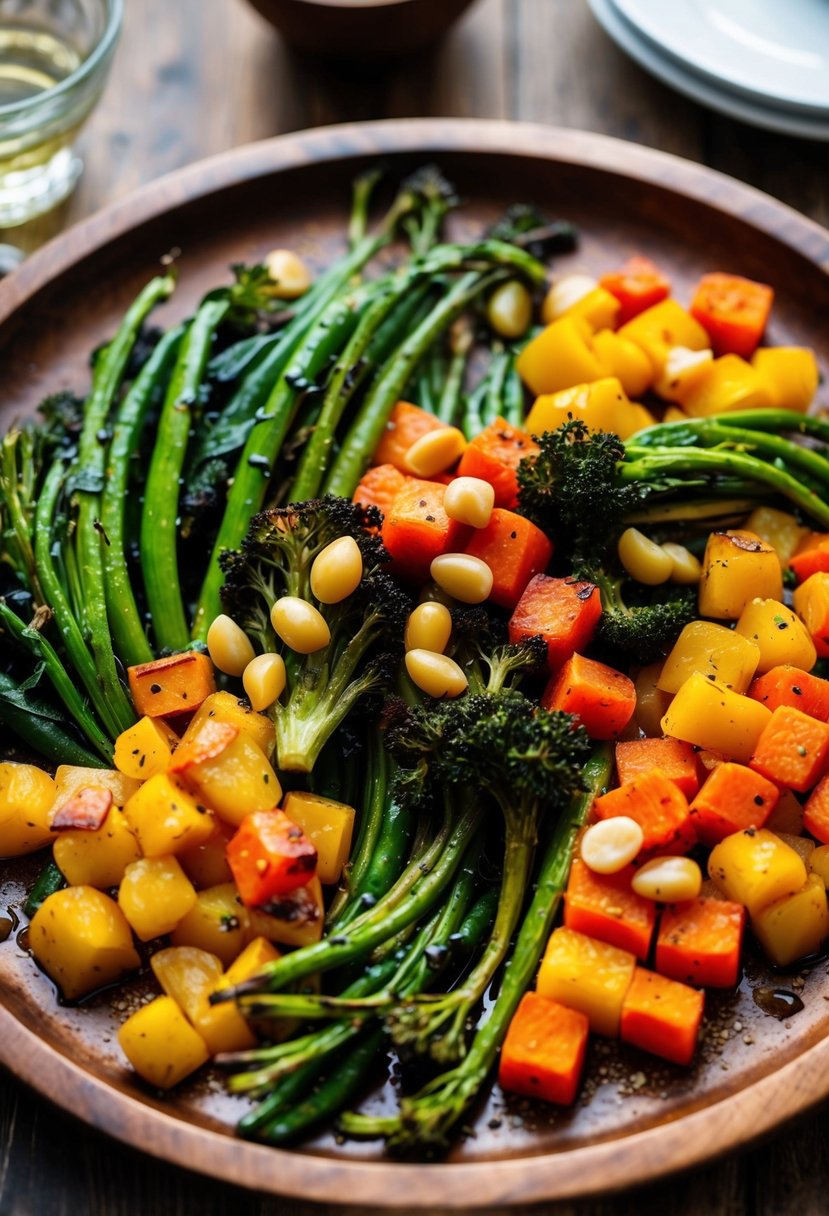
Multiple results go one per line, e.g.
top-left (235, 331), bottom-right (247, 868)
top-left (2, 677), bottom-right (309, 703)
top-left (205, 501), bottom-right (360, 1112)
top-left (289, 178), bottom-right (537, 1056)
top-left (0, 762), bottom-right (56, 857)
top-left (745, 507), bottom-right (809, 568)
top-left (591, 329), bottom-right (653, 397)
top-left (182, 690), bottom-right (276, 759)
top-left (536, 927), bottom-right (636, 1037)
top-left (516, 316), bottom-right (604, 397)
top-left (752, 873), bottom-right (829, 965)
top-left (123, 773), bottom-right (215, 857)
top-left (53, 765), bottom-right (140, 812)
top-left (735, 598), bottom-right (817, 674)
top-left (526, 377), bottom-right (645, 442)
top-left (810, 844), bottom-right (829, 887)
top-left (708, 828), bottom-right (807, 917)
top-left (247, 875), bottom-right (324, 949)
top-left (633, 662), bottom-right (671, 737)
top-left (661, 672), bottom-right (772, 764)
top-left (29, 886), bottom-right (139, 1000)
top-left (658, 620), bottom-right (760, 695)
top-left (203, 937), bottom-right (282, 1055)
top-left (617, 300), bottom-right (709, 374)
top-left (175, 733), bottom-right (281, 829)
top-left (774, 832), bottom-right (815, 866)
top-left (559, 285), bottom-right (621, 332)
top-left (113, 716), bottom-right (178, 781)
top-left (170, 882), bottom-right (250, 966)
top-left (698, 530), bottom-right (783, 620)
top-left (53, 807), bottom-right (142, 888)
top-left (681, 354), bottom-right (773, 417)
top-left (149, 945), bottom-right (255, 1056)
top-left (118, 995), bottom-right (209, 1089)
top-left (118, 855), bottom-right (197, 941)
top-left (752, 347), bottom-right (818, 413)
top-left (178, 820), bottom-right (233, 889)
top-left (653, 346), bottom-right (714, 403)
top-left (282, 791), bottom-right (356, 885)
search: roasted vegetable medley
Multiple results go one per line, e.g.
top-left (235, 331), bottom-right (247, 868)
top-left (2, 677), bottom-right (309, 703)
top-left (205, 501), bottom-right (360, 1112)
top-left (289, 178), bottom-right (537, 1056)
top-left (2, 167), bottom-right (829, 1152)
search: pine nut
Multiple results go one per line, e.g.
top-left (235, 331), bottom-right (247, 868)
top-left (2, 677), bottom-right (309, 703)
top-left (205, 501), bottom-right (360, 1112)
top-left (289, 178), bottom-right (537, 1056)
top-left (631, 856), bottom-right (702, 902)
top-left (206, 614), bottom-right (256, 677)
top-left (430, 553), bottom-right (493, 604)
top-left (405, 649), bottom-right (468, 698)
top-left (618, 527), bottom-right (673, 585)
top-left (444, 476), bottom-right (495, 529)
top-left (405, 602), bottom-right (452, 654)
top-left (541, 273), bottom-right (597, 324)
top-left (404, 426), bottom-right (467, 478)
top-left (662, 541), bottom-right (702, 585)
top-left (580, 817), bottom-right (644, 874)
top-left (310, 536), bottom-right (363, 604)
top-left (242, 653), bottom-right (287, 711)
top-left (270, 597), bottom-right (330, 654)
top-left (264, 248), bottom-right (313, 299)
top-left (487, 280), bottom-right (533, 339)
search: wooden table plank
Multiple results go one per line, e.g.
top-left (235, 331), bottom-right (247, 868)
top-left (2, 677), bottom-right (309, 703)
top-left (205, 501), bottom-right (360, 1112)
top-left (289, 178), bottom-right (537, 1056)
top-left (3, 0), bottom-right (829, 1211)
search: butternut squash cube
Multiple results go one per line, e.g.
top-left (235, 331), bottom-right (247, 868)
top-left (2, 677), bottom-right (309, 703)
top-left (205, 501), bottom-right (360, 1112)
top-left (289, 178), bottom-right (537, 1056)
top-left (203, 937), bottom-right (282, 1055)
top-left (617, 300), bottom-right (709, 375)
top-left (122, 773), bottom-right (215, 857)
top-left (658, 620), bottom-right (760, 695)
top-left (113, 716), bottom-right (178, 781)
top-left (708, 828), bottom-right (808, 917)
top-left (118, 855), bottom-right (197, 941)
top-left (735, 598), bottom-right (817, 674)
top-left (173, 732), bottom-right (281, 829)
top-left (536, 926), bottom-right (636, 1037)
top-left (53, 806), bottom-right (142, 888)
top-left (751, 347), bottom-right (819, 413)
top-left (53, 765), bottom-right (140, 813)
top-left (178, 819), bottom-right (234, 889)
top-left (118, 995), bottom-right (209, 1089)
top-left (29, 886), bottom-right (139, 1000)
top-left (752, 873), bottom-right (829, 965)
top-left (127, 651), bottom-right (216, 719)
top-left (745, 507), bottom-right (809, 568)
top-left (591, 329), bottom-right (653, 398)
top-left (526, 377), bottom-right (640, 439)
top-left (699, 530), bottom-right (783, 620)
top-left (182, 690), bottom-right (276, 759)
top-left (516, 315), bottom-right (604, 396)
top-left (148, 944), bottom-right (253, 1055)
top-left (281, 791), bottom-right (356, 884)
top-left (170, 882), bottom-right (250, 966)
top-left (247, 876), bottom-right (324, 949)
top-left (682, 354), bottom-right (773, 417)
top-left (661, 673), bottom-right (772, 764)
top-left (633, 662), bottom-right (671, 737)
top-left (0, 762), bottom-right (56, 857)
top-left (809, 844), bottom-right (829, 887)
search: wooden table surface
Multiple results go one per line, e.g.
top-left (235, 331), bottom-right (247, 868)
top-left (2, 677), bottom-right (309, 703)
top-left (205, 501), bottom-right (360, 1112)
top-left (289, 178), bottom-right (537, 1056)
top-left (3, 1), bottom-right (829, 1212)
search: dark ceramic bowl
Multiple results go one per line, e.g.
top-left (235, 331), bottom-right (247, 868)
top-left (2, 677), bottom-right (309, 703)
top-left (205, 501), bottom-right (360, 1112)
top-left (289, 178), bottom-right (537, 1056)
top-left (245, 0), bottom-right (478, 59)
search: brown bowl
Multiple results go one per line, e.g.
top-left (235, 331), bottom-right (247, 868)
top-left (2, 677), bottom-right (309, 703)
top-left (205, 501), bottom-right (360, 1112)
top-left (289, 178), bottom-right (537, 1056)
top-left (245, 0), bottom-right (478, 59)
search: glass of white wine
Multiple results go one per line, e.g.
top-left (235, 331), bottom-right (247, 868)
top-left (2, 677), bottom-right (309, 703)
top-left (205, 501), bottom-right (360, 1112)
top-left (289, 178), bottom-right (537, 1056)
top-left (0, 0), bottom-right (122, 227)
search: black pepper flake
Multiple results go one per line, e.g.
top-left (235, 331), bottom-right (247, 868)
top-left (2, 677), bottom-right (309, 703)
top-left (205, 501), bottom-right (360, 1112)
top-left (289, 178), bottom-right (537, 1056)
top-left (425, 514), bottom-right (435, 522)
top-left (149, 683), bottom-right (162, 694)
top-left (754, 794), bottom-right (765, 806)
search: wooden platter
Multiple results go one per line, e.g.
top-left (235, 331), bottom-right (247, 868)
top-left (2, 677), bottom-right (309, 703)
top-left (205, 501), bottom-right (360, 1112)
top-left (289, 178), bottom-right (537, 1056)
top-left (2, 119), bottom-right (829, 1209)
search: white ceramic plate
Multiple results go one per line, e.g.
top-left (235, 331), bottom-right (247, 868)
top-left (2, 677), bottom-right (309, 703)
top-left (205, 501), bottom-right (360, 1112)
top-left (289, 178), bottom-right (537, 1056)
top-left (588, 0), bottom-right (829, 141)
top-left (614, 0), bottom-right (829, 115)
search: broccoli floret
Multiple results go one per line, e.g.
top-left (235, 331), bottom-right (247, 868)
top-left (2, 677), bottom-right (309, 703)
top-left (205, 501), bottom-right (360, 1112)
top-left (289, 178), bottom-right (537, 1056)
top-left (588, 566), bottom-right (696, 665)
top-left (220, 496), bottom-right (410, 772)
top-left (449, 606), bottom-right (547, 695)
top-left (486, 205), bottom-right (578, 258)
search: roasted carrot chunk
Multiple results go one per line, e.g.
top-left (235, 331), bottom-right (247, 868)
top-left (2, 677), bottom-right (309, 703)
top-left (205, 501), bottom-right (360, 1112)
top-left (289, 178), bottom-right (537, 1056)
top-left (382, 478), bottom-right (470, 583)
top-left (509, 575), bottom-right (602, 672)
top-left (788, 533), bottom-right (829, 583)
top-left (804, 774), bottom-right (829, 844)
top-left (456, 416), bottom-right (539, 508)
top-left (615, 738), bottom-right (700, 800)
top-left (749, 665), bottom-right (829, 722)
top-left (128, 652), bottom-right (217, 719)
top-left (498, 992), bottom-right (589, 1106)
top-left (599, 256), bottom-right (670, 326)
top-left (542, 653), bottom-right (636, 740)
top-left (51, 786), bottom-right (113, 832)
top-left (593, 771), bottom-right (696, 854)
top-left (690, 272), bottom-right (773, 359)
top-left (656, 896), bottom-right (746, 988)
top-left (564, 858), bottom-right (655, 960)
top-left (749, 705), bottom-right (829, 792)
top-left (226, 810), bottom-right (317, 906)
top-left (373, 401), bottom-right (444, 471)
top-left (689, 762), bottom-right (779, 846)
top-left (793, 572), bottom-right (829, 658)
top-left (620, 966), bottom-right (704, 1066)
top-left (464, 509), bottom-right (553, 611)
top-left (168, 719), bottom-right (239, 773)
top-left (352, 463), bottom-right (409, 520)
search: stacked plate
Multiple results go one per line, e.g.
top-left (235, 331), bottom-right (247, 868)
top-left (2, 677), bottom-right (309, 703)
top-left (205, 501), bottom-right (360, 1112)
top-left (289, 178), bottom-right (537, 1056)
top-left (588, 0), bottom-right (829, 140)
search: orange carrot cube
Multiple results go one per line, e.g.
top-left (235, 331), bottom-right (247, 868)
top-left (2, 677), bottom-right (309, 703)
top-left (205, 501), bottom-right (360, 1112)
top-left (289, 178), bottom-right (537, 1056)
top-left (464, 509), bottom-right (553, 610)
top-left (620, 966), bottom-right (704, 1066)
top-left (498, 993), bottom-right (589, 1106)
top-left (749, 705), bottom-right (829, 792)
top-left (352, 463), bottom-right (409, 520)
top-left (615, 737), bottom-right (700, 800)
top-left (689, 762), bottom-right (779, 846)
top-left (542, 653), bottom-right (636, 740)
top-left (456, 416), bottom-right (539, 508)
top-left (749, 665), bottom-right (829, 722)
top-left (382, 478), bottom-right (470, 583)
top-left (593, 771), bottom-right (696, 854)
top-left (128, 652), bottom-right (216, 719)
top-left (373, 401), bottom-right (444, 471)
top-left (788, 533), bottom-right (829, 583)
top-left (656, 896), bottom-right (746, 988)
top-left (804, 773), bottom-right (829, 844)
top-left (793, 572), bottom-right (829, 658)
top-left (509, 575), bottom-right (603, 672)
top-left (564, 858), bottom-right (655, 960)
top-left (226, 810), bottom-right (317, 906)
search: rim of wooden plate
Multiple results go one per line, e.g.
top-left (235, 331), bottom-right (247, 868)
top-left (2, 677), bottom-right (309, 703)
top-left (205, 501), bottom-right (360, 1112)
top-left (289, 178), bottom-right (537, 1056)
top-left (1, 119), bottom-right (829, 1205)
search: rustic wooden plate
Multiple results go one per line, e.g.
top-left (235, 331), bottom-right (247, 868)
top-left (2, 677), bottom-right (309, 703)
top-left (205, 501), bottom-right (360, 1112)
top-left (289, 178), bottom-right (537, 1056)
top-left (2, 119), bottom-right (829, 1209)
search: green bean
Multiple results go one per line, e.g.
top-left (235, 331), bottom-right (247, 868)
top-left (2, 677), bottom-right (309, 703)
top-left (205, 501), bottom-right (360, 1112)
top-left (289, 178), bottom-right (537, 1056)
top-left (436, 320), bottom-right (473, 425)
top-left (24, 860), bottom-right (66, 918)
top-left (481, 347), bottom-right (509, 428)
top-left (502, 354), bottom-right (525, 427)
